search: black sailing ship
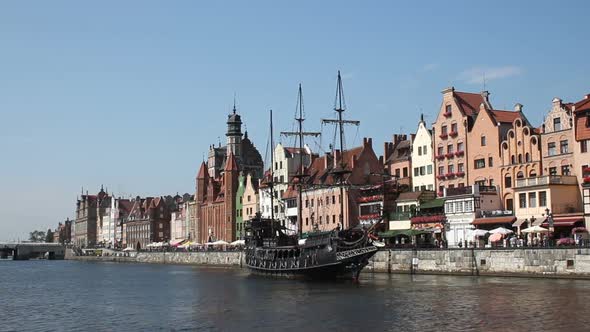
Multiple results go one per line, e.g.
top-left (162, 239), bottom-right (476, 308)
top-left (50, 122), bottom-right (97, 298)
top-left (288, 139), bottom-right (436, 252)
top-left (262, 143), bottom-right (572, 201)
top-left (244, 72), bottom-right (382, 280)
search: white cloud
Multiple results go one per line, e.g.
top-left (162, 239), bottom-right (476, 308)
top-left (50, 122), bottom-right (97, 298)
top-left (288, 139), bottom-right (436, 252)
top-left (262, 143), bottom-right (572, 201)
top-left (458, 66), bottom-right (523, 84)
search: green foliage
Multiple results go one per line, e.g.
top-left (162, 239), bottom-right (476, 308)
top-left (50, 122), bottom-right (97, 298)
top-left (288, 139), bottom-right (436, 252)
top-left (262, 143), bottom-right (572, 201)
top-left (28, 230), bottom-right (46, 242)
top-left (45, 229), bottom-right (54, 243)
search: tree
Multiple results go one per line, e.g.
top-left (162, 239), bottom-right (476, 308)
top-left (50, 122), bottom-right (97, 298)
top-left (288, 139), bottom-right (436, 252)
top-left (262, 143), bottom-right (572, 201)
top-left (45, 229), bottom-right (54, 243)
top-left (28, 230), bottom-right (46, 242)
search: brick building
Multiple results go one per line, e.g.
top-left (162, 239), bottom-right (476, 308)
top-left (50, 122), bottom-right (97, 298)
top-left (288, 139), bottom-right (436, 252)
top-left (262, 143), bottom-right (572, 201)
top-left (124, 196), bottom-right (171, 250)
top-left (195, 108), bottom-right (263, 243)
top-left (384, 134), bottom-right (412, 190)
top-left (75, 192), bottom-right (97, 248)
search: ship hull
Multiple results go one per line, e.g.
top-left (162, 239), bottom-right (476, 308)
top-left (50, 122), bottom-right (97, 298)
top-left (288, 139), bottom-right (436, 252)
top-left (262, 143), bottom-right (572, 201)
top-left (245, 246), bottom-right (378, 280)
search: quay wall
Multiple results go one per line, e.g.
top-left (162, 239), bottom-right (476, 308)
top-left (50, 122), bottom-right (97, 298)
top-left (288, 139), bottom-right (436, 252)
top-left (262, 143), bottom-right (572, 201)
top-left (69, 248), bottom-right (590, 278)
top-left (365, 248), bottom-right (590, 278)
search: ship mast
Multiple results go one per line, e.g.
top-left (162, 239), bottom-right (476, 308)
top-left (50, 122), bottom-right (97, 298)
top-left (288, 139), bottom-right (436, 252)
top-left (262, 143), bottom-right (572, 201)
top-left (269, 109), bottom-right (275, 239)
top-left (321, 71), bottom-right (360, 230)
top-left (281, 84), bottom-right (320, 237)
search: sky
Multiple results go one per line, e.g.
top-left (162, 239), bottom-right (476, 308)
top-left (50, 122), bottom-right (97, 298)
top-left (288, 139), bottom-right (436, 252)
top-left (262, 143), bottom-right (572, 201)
top-left (1, 1), bottom-right (589, 241)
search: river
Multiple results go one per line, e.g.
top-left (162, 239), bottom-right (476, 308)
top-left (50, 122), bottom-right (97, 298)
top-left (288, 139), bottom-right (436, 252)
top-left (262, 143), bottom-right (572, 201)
top-left (1, 260), bottom-right (590, 331)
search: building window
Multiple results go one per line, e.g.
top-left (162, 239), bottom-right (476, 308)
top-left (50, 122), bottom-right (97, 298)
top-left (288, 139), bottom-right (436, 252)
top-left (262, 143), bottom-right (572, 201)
top-left (305, 199), bottom-right (309, 208)
top-left (560, 140), bottom-right (569, 154)
top-left (465, 200), bottom-right (473, 212)
top-left (519, 193), bottom-right (527, 208)
top-left (481, 136), bottom-right (487, 146)
top-left (554, 117), bottom-right (561, 131)
top-left (489, 179), bottom-right (495, 186)
top-left (420, 166), bottom-right (426, 176)
top-left (505, 175), bottom-right (512, 188)
top-left (549, 167), bottom-right (557, 175)
top-left (511, 155), bottom-right (515, 164)
top-left (427, 165), bottom-right (433, 174)
top-left (525, 153), bottom-right (531, 162)
top-left (475, 180), bottom-right (486, 187)
top-left (457, 142), bottom-right (464, 152)
top-left (279, 161), bottom-right (283, 169)
top-left (446, 105), bottom-right (451, 113)
top-left (451, 123), bottom-right (458, 132)
top-left (414, 186), bottom-right (420, 191)
top-left (305, 218), bottom-right (309, 226)
top-left (438, 166), bottom-right (445, 175)
top-left (539, 191), bottom-right (547, 207)
top-left (418, 146), bottom-right (422, 156)
top-left (488, 157), bottom-right (493, 167)
top-left (403, 168), bottom-right (408, 178)
top-left (438, 146), bottom-right (444, 156)
top-left (458, 163), bottom-right (464, 172)
top-left (275, 162), bottom-right (278, 170)
top-left (529, 192), bottom-right (537, 208)
top-left (448, 164), bottom-right (455, 174)
top-left (319, 216), bottom-right (322, 225)
top-left (548, 142), bottom-right (557, 156)
top-left (447, 144), bottom-right (454, 154)
top-left (332, 195), bottom-right (336, 204)
top-left (474, 159), bottom-right (485, 169)
top-left (441, 125), bottom-right (448, 135)
top-left (423, 145), bottom-right (427, 154)
top-left (395, 168), bottom-right (400, 177)
top-left (562, 165), bottom-right (570, 175)
top-left (581, 140), bottom-right (589, 153)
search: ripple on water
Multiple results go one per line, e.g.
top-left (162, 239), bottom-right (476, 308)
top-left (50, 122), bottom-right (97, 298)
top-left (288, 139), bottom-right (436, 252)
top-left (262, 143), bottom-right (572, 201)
top-left (2, 261), bottom-right (590, 331)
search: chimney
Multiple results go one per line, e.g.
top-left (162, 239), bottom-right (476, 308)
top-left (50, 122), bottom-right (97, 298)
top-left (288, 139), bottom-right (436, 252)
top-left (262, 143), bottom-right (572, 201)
top-left (393, 134), bottom-right (399, 146)
top-left (384, 142), bottom-right (394, 162)
top-left (514, 103), bottom-right (523, 112)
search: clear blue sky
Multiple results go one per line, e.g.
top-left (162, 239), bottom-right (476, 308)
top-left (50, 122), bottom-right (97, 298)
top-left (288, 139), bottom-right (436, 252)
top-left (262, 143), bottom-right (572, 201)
top-left (1, 1), bottom-right (589, 241)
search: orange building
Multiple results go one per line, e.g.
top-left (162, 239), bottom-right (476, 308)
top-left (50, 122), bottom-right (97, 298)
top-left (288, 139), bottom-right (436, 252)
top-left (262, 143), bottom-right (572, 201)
top-left (433, 87), bottom-right (490, 194)
top-left (541, 98), bottom-right (575, 177)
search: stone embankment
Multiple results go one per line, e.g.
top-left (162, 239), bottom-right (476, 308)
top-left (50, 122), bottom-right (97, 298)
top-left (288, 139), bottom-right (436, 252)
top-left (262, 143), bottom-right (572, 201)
top-left (365, 248), bottom-right (590, 278)
top-left (69, 248), bottom-right (590, 278)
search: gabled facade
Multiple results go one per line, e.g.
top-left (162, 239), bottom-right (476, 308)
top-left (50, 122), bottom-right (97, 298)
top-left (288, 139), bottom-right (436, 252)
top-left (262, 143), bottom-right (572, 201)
top-left (541, 98), bottom-right (575, 177)
top-left (300, 138), bottom-right (384, 233)
top-left (75, 192), bottom-right (98, 248)
top-left (499, 109), bottom-right (542, 211)
top-left (384, 134), bottom-right (412, 190)
top-left (433, 87), bottom-right (490, 194)
top-left (410, 115), bottom-right (435, 192)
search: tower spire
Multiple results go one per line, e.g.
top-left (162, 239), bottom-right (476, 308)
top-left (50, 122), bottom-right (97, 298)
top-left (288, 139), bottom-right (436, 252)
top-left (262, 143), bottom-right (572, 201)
top-left (233, 92), bottom-right (237, 114)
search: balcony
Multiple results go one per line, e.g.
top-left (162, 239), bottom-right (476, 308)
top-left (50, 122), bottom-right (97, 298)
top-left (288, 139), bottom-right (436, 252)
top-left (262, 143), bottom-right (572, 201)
top-left (445, 172), bottom-right (456, 179)
top-left (515, 175), bottom-right (578, 188)
top-left (449, 131), bottom-right (458, 138)
top-left (389, 211), bottom-right (413, 221)
top-left (436, 174), bottom-right (445, 180)
top-left (443, 111), bottom-right (452, 118)
top-left (445, 153), bottom-right (454, 159)
top-left (456, 171), bottom-right (465, 177)
top-left (454, 150), bottom-right (464, 157)
top-left (435, 154), bottom-right (446, 160)
top-left (439, 133), bottom-right (448, 139)
top-left (411, 214), bottom-right (446, 224)
top-left (444, 184), bottom-right (497, 197)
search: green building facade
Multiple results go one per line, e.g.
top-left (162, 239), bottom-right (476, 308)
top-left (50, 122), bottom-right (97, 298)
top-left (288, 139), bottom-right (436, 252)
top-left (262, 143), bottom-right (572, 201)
top-left (235, 173), bottom-right (246, 239)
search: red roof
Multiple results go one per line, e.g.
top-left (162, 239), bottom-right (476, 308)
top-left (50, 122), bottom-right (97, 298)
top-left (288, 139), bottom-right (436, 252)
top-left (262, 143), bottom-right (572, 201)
top-left (472, 216), bottom-right (516, 225)
top-left (455, 91), bottom-right (485, 116)
top-left (574, 96), bottom-right (590, 113)
top-left (490, 110), bottom-right (522, 124)
top-left (197, 162), bottom-right (208, 179)
top-left (224, 151), bottom-right (239, 171)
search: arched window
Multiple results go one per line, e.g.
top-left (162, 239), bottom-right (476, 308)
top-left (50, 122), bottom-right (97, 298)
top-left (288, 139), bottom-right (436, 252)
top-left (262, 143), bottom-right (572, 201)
top-left (525, 153), bottom-right (531, 162)
top-left (504, 174), bottom-right (512, 188)
top-left (518, 154), bottom-right (523, 163)
top-left (529, 170), bottom-right (537, 177)
top-left (517, 171), bottom-right (524, 179)
top-left (511, 155), bottom-right (515, 164)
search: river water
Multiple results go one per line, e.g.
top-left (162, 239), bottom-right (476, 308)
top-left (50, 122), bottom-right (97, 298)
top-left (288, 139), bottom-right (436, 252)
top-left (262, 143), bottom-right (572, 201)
top-left (1, 260), bottom-right (590, 331)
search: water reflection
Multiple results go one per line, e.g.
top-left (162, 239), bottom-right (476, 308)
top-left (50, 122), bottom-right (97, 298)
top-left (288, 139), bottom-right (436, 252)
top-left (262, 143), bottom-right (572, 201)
top-left (1, 261), bottom-right (590, 331)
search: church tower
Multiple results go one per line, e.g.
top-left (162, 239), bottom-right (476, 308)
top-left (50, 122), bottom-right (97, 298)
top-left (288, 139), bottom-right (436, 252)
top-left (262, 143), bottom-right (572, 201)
top-left (226, 104), bottom-right (243, 160)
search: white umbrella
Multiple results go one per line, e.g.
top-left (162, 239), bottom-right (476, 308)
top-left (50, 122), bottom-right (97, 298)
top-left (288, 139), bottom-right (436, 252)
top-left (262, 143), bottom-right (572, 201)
top-left (207, 240), bottom-right (229, 246)
top-left (521, 225), bottom-right (549, 233)
top-left (122, 247), bottom-right (135, 252)
top-left (230, 240), bottom-right (245, 246)
top-left (489, 227), bottom-right (514, 235)
top-left (473, 229), bottom-right (489, 237)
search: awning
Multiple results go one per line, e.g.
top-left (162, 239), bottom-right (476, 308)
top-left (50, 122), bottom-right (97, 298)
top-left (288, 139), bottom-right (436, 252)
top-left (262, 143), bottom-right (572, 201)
top-left (378, 229), bottom-right (430, 238)
top-left (472, 216), bottom-right (516, 225)
top-left (170, 239), bottom-right (186, 246)
top-left (513, 219), bottom-right (528, 227)
top-left (542, 217), bottom-right (584, 227)
top-left (419, 198), bottom-right (445, 209)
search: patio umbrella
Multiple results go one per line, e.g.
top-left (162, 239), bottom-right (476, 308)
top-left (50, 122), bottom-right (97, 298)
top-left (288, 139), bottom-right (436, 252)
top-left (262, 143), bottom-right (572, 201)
top-left (230, 240), bottom-right (245, 246)
top-left (489, 227), bottom-right (514, 235)
top-left (521, 225), bottom-right (549, 233)
top-left (473, 229), bottom-right (489, 238)
top-left (489, 233), bottom-right (503, 243)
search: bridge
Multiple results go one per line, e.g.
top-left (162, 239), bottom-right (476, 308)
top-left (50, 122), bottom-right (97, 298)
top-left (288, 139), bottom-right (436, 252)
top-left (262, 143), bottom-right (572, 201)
top-left (0, 242), bottom-right (66, 260)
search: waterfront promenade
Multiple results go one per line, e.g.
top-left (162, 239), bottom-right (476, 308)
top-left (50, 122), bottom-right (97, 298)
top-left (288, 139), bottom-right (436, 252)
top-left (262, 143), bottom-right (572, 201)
top-left (69, 247), bottom-right (590, 279)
